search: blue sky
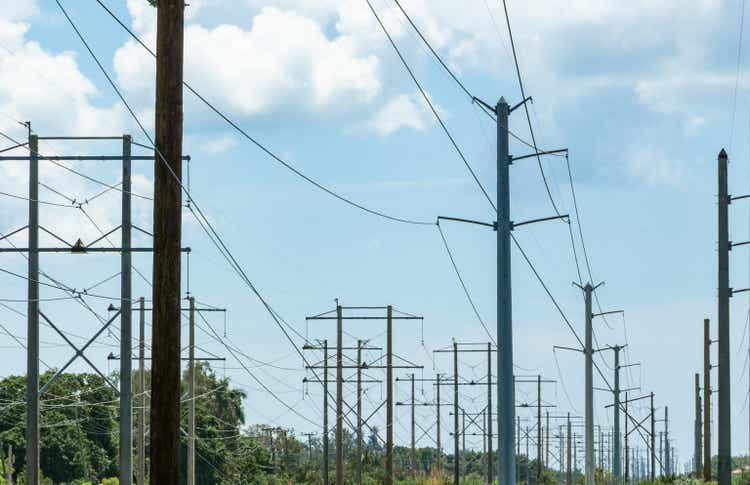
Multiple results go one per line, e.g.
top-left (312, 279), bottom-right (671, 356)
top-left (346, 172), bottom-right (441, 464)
top-left (0, 0), bottom-right (749, 472)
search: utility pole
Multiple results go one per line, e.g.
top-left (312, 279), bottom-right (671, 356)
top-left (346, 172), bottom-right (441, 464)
top-left (324, 340), bottom-right (329, 485)
top-left (717, 148), bottom-right (731, 485)
top-left (546, 410), bottom-right (550, 470)
top-left (614, 346), bottom-right (622, 485)
top-left (487, 342), bottom-right (493, 485)
top-left (187, 298), bottom-right (195, 485)
top-left (650, 393), bottom-right (655, 481)
top-left (695, 373), bottom-right (702, 477)
top-left (120, 134), bottom-right (133, 485)
top-left (437, 374), bottom-right (442, 474)
top-left (26, 132), bottom-right (39, 485)
top-left (357, 340), bottom-right (363, 485)
top-left (411, 373), bottom-right (416, 481)
top-left (151, 0), bottom-right (185, 482)
top-left (137, 297), bottom-right (146, 485)
top-left (454, 342), bottom-right (459, 485)
top-left (335, 306), bottom-right (343, 485)
top-left (704, 318), bottom-right (712, 482)
top-left (624, 392), bottom-right (629, 485)
top-left (583, 283), bottom-right (596, 485)
top-left (567, 414), bottom-right (572, 485)
top-left (496, 96), bottom-right (514, 485)
top-left (538, 375), bottom-right (543, 484)
top-left (437, 94), bottom-right (566, 485)
top-left (665, 406), bottom-right (670, 476)
top-left (386, 305), bottom-right (394, 485)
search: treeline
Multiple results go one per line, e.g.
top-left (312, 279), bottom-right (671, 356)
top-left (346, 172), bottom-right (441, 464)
top-left (0, 363), bottom-right (570, 484)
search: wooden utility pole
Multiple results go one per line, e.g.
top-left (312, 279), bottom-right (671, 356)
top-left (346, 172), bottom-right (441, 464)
top-left (187, 298), bottom-right (196, 485)
top-left (151, 1), bottom-right (185, 482)
top-left (386, 305), bottom-right (394, 485)
top-left (356, 340), bottom-right (363, 485)
top-left (695, 373), bottom-right (702, 477)
top-left (453, 342), bottom-right (459, 485)
top-left (137, 298), bottom-right (146, 485)
top-left (324, 340), bottom-right (330, 484)
top-left (704, 318), bottom-right (711, 482)
top-left (567, 414), bottom-right (572, 485)
top-left (411, 373), bottom-right (416, 481)
top-left (335, 306), bottom-right (343, 485)
top-left (487, 343), bottom-right (493, 485)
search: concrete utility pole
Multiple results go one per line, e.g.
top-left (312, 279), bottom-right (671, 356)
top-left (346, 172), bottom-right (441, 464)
top-left (496, 96), bottom-right (515, 485)
top-left (336, 306), bottom-right (343, 485)
top-left (717, 148), bottom-right (731, 485)
top-left (187, 298), bottom-right (196, 485)
top-left (545, 410), bottom-right (550, 470)
top-left (614, 346), bottom-right (622, 484)
top-left (120, 134), bottom-right (133, 485)
top-left (704, 318), bottom-right (712, 482)
top-left (324, 340), bottom-right (330, 484)
top-left (694, 373), bottom-right (702, 477)
top-left (26, 133), bottom-right (39, 485)
top-left (538, 375), bottom-right (543, 484)
top-left (137, 297), bottom-right (146, 485)
top-left (151, 0), bottom-right (185, 482)
top-left (584, 283), bottom-right (594, 485)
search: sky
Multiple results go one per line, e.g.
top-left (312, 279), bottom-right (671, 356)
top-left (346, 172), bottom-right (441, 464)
top-left (0, 0), bottom-right (749, 474)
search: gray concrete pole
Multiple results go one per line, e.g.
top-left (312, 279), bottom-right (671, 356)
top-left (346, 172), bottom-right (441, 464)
top-left (26, 133), bottom-right (39, 485)
top-left (496, 97), bottom-right (515, 485)
top-left (357, 340), bottom-right (363, 485)
top-left (584, 283), bottom-right (594, 485)
top-left (546, 410), bottom-right (550, 470)
top-left (187, 297), bottom-right (195, 485)
top-left (137, 297), bottom-right (146, 485)
top-left (454, 342), bottom-right (459, 485)
top-left (614, 347), bottom-right (621, 485)
top-left (704, 318), bottom-right (712, 482)
top-left (120, 134), bottom-right (133, 485)
top-left (335, 305), bottom-right (343, 485)
top-left (487, 343), bottom-right (493, 484)
top-left (323, 340), bottom-right (329, 485)
top-left (717, 148), bottom-right (731, 485)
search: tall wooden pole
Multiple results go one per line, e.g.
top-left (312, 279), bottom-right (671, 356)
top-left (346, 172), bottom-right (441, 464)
top-left (386, 305), bottom-right (394, 484)
top-left (150, 1), bottom-right (184, 483)
top-left (324, 340), bottom-right (330, 484)
top-left (335, 305), bottom-right (343, 485)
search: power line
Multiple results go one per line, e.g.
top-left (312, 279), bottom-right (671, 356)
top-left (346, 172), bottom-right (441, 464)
top-left (499, 0), bottom-right (560, 216)
top-left (91, 0), bottom-right (432, 227)
top-left (368, 0), bottom-right (496, 212)
top-left (436, 222), bottom-right (496, 344)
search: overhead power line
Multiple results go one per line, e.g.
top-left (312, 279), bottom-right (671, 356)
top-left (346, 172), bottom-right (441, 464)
top-left (368, 0), bottom-right (497, 212)
top-left (92, 0), bottom-right (432, 227)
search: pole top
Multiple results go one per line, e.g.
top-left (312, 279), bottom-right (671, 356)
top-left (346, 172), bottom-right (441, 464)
top-left (719, 148), bottom-right (728, 159)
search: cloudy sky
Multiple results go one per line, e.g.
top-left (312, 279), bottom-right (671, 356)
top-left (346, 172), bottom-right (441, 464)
top-left (0, 0), bottom-right (749, 472)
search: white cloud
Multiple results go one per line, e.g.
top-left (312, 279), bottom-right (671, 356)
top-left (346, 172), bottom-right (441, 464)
top-left (201, 134), bottom-right (237, 155)
top-left (367, 91), bottom-right (441, 135)
top-left (625, 146), bottom-right (685, 187)
top-left (115, 5), bottom-right (382, 119)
